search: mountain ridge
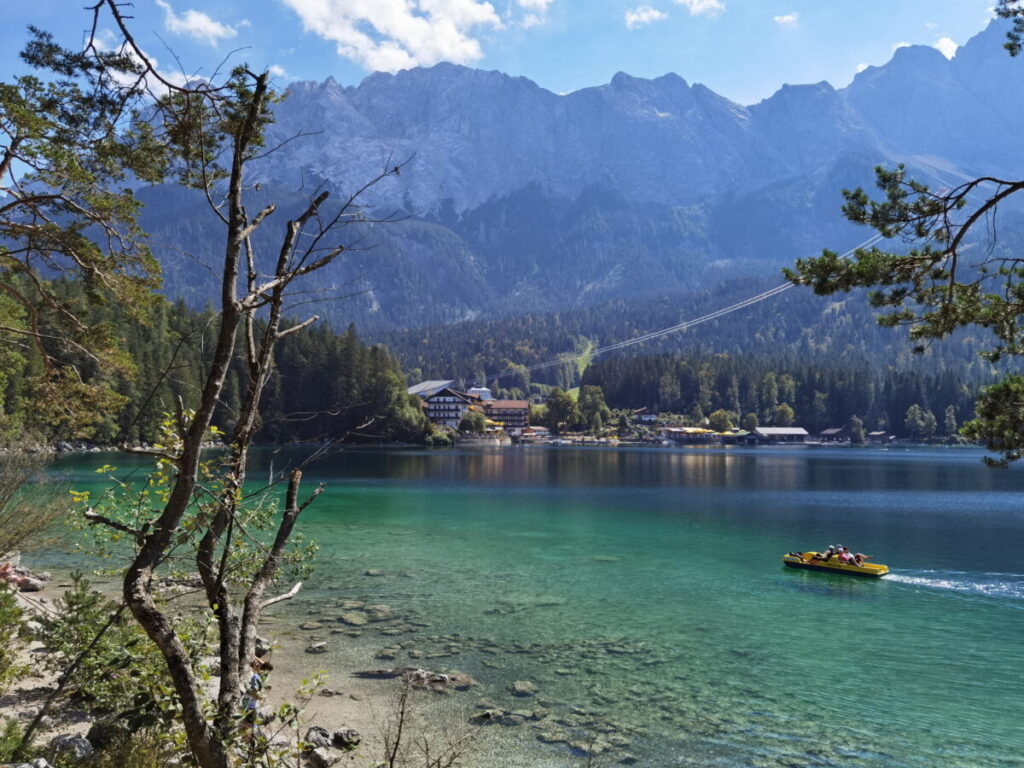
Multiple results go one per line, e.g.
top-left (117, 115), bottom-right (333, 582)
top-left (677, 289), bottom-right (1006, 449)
top-left (137, 19), bottom-right (1023, 340)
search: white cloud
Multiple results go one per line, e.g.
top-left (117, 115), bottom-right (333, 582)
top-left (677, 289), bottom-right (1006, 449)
top-left (512, 0), bottom-right (552, 28)
top-left (155, 0), bottom-right (238, 46)
top-left (924, 20), bottom-right (938, 30)
top-left (282, 0), bottom-right (505, 71)
top-left (674, 0), bottom-right (724, 18)
top-left (934, 36), bottom-right (959, 59)
top-left (892, 41), bottom-right (911, 51)
top-left (773, 12), bottom-right (798, 27)
top-left (268, 64), bottom-right (288, 77)
top-left (855, 62), bottom-right (869, 74)
top-left (515, 0), bottom-right (554, 27)
top-left (625, 5), bottom-right (668, 30)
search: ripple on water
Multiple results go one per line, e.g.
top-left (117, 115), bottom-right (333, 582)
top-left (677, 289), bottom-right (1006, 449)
top-left (886, 570), bottom-right (1024, 602)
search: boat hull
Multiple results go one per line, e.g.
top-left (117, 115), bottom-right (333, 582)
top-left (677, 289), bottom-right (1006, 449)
top-left (782, 552), bottom-right (889, 578)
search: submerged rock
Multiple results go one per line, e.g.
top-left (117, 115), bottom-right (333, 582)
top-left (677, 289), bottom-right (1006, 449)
top-left (510, 680), bottom-right (538, 697)
top-left (470, 709), bottom-right (503, 725)
top-left (536, 731), bottom-right (568, 744)
top-left (305, 642), bottom-right (328, 654)
top-left (338, 612), bottom-right (368, 626)
top-left (568, 738), bottom-right (611, 758)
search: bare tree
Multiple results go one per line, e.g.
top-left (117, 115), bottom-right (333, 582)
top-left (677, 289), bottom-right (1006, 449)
top-left (59, 3), bottom-right (403, 766)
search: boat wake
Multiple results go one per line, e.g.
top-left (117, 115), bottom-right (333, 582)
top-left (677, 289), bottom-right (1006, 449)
top-left (886, 570), bottom-right (1024, 601)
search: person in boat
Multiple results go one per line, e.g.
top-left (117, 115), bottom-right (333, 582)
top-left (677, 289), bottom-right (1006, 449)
top-left (811, 545), bottom-right (839, 562)
top-left (838, 546), bottom-right (872, 566)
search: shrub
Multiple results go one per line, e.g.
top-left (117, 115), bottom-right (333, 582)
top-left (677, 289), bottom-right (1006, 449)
top-left (0, 586), bottom-right (24, 694)
top-left (39, 573), bottom-right (206, 730)
top-left (0, 718), bottom-right (24, 761)
top-left (84, 728), bottom-right (182, 768)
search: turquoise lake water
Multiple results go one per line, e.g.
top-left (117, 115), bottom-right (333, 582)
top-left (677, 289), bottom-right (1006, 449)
top-left (54, 446), bottom-right (1024, 767)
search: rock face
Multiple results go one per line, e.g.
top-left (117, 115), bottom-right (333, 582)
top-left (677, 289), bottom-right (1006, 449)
top-left (137, 19), bottom-right (1024, 335)
top-left (260, 21), bottom-right (1024, 215)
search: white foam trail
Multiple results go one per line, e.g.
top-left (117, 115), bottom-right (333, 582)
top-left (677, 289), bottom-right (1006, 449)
top-left (887, 571), bottom-right (1024, 601)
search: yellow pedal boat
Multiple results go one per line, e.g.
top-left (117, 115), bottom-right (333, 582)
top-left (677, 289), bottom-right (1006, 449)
top-left (782, 551), bottom-right (889, 578)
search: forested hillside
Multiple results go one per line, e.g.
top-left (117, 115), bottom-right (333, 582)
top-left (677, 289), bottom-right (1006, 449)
top-left (377, 278), bottom-right (998, 389)
top-left (0, 282), bottom-right (428, 447)
top-left (581, 354), bottom-right (981, 437)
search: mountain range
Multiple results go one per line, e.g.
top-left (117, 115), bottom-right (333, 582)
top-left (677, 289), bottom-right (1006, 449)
top-left (138, 19), bottom-right (1024, 344)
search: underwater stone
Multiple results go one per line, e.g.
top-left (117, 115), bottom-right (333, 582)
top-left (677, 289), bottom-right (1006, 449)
top-left (510, 680), bottom-right (538, 697)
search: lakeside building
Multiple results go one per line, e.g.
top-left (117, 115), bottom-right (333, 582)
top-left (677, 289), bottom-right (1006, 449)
top-left (868, 431), bottom-right (894, 444)
top-left (660, 426), bottom-right (717, 444)
top-left (633, 408), bottom-right (658, 424)
top-left (408, 380), bottom-right (456, 398)
top-left (519, 425), bottom-right (550, 442)
top-left (467, 386), bottom-right (494, 401)
top-left (819, 427), bottom-right (850, 443)
top-left (485, 400), bottom-right (529, 435)
top-left (424, 387), bottom-right (482, 428)
top-left (752, 427), bottom-right (809, 444)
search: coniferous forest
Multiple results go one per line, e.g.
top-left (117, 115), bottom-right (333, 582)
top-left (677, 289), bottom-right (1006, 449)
top-left (0, 282), bottom-right (428, 447)
top-left (0, 277), bottom-right (997, 445)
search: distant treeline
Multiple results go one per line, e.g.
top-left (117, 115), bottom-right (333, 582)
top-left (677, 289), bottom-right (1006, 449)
top-left (1, 277), bottom-right (998, 445)
top-left (581, 353), bottom-right (989, 436)
top-left (1, 281), bottom-right (428, 446)
top-left (375, 280), bottom-right (996, 394)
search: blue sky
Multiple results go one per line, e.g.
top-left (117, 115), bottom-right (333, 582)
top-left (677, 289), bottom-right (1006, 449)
top-left (0, 0), bottom-right (997, 104)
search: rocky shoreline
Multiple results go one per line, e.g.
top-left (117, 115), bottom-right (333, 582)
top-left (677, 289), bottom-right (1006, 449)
top-left (274, 584), bottom-right (649, 766)
top-left (2, 556), bottom-right (651, 767)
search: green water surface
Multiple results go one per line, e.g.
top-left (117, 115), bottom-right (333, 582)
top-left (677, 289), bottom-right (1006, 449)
top-left (56, 446), bottom-right (1024, 767)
